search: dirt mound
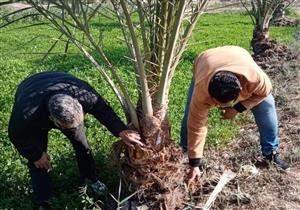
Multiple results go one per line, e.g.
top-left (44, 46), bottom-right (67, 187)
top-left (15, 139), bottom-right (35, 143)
top-left (252, 40), bottom-right (296, 70)
top-left (273, 17), bottom-right (299, 27)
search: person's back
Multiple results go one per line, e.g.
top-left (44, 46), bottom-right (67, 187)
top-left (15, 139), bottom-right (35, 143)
top-left (9, 72), bottom-right (99, 137)
top-left (193, 46), bottom-right (267, 85)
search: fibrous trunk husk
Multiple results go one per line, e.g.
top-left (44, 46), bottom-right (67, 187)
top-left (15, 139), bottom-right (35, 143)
top-left (251, 27), bottom-right (270, 56)
top-left (112, 111), bottom-right (191, 209)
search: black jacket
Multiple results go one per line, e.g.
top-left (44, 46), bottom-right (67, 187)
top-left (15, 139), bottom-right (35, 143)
top-left (8, 72), bottom-right (127, 162)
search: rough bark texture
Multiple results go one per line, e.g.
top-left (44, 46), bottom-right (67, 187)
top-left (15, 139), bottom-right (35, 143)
top-left (251, 26), bottom-right (271, 56)
top-left (112, 112), bottom-right (191, 209)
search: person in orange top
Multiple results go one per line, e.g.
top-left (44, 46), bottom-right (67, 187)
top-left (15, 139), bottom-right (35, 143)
top-left (180, 46), bottom-right (289, 184)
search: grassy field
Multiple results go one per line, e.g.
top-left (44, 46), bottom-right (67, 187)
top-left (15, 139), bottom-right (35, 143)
top-left (0, 12), bottom-right (297, 209)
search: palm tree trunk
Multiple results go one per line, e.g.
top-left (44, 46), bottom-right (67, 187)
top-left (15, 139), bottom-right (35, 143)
top-left (112, 111), bottom-right (188, 209)
top-left (251, 26), bottom-right (270, 55)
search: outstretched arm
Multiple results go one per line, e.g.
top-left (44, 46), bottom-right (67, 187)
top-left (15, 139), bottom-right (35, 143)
top-left (89, 96), bottom-right (143, 148)
top-left (89, 97), bottom-right (128, 137)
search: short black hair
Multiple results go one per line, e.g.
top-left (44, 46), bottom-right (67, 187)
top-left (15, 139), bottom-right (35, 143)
top-left (208, 71), bottom-right (241, 103)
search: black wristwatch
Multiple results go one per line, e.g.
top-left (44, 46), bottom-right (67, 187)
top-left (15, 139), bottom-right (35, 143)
top-left (233, 102), bottom-right (247, 113)
top-left (189, 158), bottom-right (202, 167)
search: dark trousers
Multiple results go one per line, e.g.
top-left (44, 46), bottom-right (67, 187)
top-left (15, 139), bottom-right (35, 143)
top-left (28, 132), bottom-right (97, 205)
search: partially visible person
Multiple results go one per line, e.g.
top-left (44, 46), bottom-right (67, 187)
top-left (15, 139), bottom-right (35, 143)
top-left (180, 46), bottom-right (289, 185)
top-left (8, 71), bottom-right (143, 210)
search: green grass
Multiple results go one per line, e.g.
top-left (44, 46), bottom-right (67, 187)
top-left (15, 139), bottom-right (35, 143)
top-left (0, 12), bottom-right (297, 209)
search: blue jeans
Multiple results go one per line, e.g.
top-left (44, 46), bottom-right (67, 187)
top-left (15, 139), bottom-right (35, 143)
top-left (180, 79), bottom-right (279, 155)
top-left (180, 80), bottom-right (195, 152)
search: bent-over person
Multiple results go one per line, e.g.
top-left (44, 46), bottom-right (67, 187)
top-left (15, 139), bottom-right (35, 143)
top-left (8, 71), bottom-right (143, 210)
top-left (180, 46), bottom-right (289, 185)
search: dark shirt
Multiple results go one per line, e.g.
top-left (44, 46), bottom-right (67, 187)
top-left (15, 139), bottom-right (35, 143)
top-left (8, 72), bottom-right (127, 162)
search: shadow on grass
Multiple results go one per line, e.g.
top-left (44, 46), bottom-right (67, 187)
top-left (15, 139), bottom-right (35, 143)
top-left (200, 20), bottom-right (253, 27)
top-left (90, 21), bottom-right (121, 31)
top-left (30, 43), bottom-right (133, 74)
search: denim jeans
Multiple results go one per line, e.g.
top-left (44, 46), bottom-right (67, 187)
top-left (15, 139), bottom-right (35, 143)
top-left (180, 80), bottom-right (195, 152)
top-left (180, 79), bottom-right (279, 156)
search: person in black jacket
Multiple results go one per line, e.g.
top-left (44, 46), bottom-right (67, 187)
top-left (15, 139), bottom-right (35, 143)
top-left (8, 72), bottom-right (143, 210)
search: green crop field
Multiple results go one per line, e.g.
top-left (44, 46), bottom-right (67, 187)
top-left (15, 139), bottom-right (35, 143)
top-left (0, 12), bottom-right (297, 209)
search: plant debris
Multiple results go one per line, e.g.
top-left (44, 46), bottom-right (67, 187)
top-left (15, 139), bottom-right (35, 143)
top-left (111, 40), bottom-right (300, 209)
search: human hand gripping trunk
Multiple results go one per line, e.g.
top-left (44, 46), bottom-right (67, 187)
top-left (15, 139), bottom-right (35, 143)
top-left (119, 130), bottom-right (144, 149)
top-left (90, 96), bottom-right (144, 149)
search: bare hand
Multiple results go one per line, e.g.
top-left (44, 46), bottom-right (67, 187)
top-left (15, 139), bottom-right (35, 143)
top-left (119, 130), bottom-right (144, 149)
top-left (220, 107), bottom-right (238, 119)
top-left (34, 152), bottom-right (52, 172)
top-left (187, 166), bottom-right (201, 188)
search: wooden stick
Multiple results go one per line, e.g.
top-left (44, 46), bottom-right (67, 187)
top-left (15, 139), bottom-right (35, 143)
top-left (202, 170), bottom-right (236, 210)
